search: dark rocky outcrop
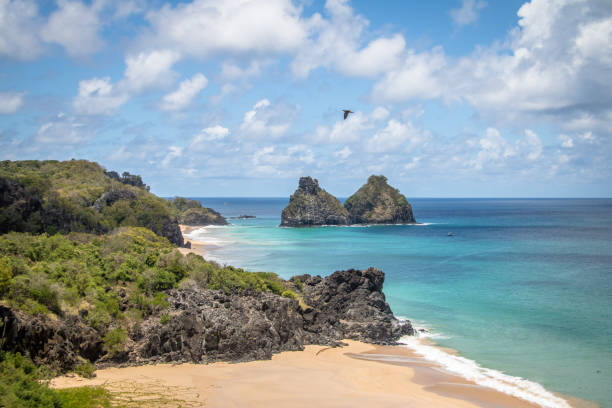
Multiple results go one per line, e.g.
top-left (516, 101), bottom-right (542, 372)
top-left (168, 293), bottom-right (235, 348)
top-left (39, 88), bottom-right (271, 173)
top-left (229, 215), bottom-right (256, 219)
top-left (123, 267), bottom-right (412, 365)
top-left (0, 306), bottom-right (104, 372)
top-left (293, 268), bottom-right (413, 344)
top-left (344, 175), bottom-right (415, 224)
top-left (280, 177), bottom-right (349, 227)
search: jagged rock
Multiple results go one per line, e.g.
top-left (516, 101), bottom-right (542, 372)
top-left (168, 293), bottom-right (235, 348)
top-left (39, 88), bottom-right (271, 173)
top-left (293, 268), bottom-right (413, 344)
top-left (280, 177), bottom-right (349, 227)
top-left (229, 215), bottom-right (256, 219)
top-left (181, 207), bottom-right (228, 226)
top-left (129, 290), bottom-right (305, 364)
top-left (1, 269), bottom-right (412, 369)
top-left (344, 175), bottom-right (416, 224)
top-left (0, 306), bottom-right (103, 371)
top-left (126, 268), bottom-right (412, 365)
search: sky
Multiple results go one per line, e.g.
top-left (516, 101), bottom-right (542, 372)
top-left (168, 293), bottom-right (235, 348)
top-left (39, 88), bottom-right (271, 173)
top-left (1, 0), bottom-right (611, 197)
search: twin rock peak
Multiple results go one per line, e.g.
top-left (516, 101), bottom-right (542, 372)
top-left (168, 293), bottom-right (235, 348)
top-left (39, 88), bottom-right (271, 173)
top-left (280, 175), bottom-right (416, 227)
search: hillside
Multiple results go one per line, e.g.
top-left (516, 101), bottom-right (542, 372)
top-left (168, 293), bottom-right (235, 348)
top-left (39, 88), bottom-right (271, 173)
top-left (0, 160), bottom-right (184, 246)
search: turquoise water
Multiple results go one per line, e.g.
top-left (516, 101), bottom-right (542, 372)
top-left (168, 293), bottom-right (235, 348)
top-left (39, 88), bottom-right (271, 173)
top-left (189, 198), bottom-right (612, 407)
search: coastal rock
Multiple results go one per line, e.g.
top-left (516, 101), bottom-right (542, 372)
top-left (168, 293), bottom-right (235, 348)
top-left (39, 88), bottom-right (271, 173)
top-left (180, 207), bottom-right (228, 226)
top-left (293, 268), bottom-right (414, 344)
top-left (169, 197), bottom-right (228, 226)
top-left (344, 175), bottom-right (416, 224)
top-left (129, 289), bottom-right (305, 364)
top-left (0, 306), bottom-right (104, 371)
top-left (92, 188), bottom-right (137, 212)
top-left (280, 177), bottom-right (349, 227)
top-left (126, 268), bottom-right (412, 365)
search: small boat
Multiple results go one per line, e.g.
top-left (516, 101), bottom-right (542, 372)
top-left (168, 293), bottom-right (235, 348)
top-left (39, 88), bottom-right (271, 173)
top-left (447, 232), bottom-right (454, 236)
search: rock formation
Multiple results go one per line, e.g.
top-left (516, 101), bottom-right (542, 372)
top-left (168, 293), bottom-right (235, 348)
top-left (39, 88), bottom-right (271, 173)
top-left (280, 177), bottom-right (349, 226)
top-left (181, 207), bottom-right (228, 226)
top-left (0, 269), bottom-right (412, 368)
top-left (344, 175), bottom-right (415, 224)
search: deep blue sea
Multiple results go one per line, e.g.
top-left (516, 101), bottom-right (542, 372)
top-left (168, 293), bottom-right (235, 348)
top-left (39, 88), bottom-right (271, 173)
top-left (186, 198), bottom-right (612, 407)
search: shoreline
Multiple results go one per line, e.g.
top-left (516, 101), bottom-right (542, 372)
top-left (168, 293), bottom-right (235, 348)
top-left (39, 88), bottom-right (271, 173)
top-left (52, 340), bottom-right (547, 408)
top-left (172, 223), bottom-right (588, 408)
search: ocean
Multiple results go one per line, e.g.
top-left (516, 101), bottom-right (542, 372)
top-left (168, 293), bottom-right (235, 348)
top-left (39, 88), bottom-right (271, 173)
top-left (185, 198), bottom-right (612, 407)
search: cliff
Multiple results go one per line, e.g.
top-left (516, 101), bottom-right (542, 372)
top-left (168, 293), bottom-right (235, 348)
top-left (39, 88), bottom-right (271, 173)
top-left (280, 177), bottom-right (349, 226)
top-left (344, 175), bottom-right (415, 224)
top-left (0, 160), bottom-right (185, 246)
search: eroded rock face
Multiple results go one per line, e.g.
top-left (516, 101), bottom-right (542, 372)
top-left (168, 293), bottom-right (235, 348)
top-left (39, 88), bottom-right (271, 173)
top-left (293, 268), bottom-right (414, 344)
top-left (127, 268), bottom-right (412, 365)
top-left (1, 269), bottom-right (412, 370)
top-left (344, 175), bottom-right (415, 224)
top-left (129, 290), bottom-right (305, 364)
top-left (280, 177), bottom-right (349, 227)
top-left (0, 306), bottom-right (103, 371)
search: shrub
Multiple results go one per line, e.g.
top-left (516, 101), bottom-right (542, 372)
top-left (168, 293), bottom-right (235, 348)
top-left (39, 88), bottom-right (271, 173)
top-left (103, 327), bottom-right (127, 356)
top-left (74, 361), bottom-right (96, 379)
top-left (281, 290), bottom-right (297, 299)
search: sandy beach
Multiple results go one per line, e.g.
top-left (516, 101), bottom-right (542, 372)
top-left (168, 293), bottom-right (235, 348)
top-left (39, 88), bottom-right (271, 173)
top-left (51, 340), bottom-right (552, 408)
top-left (177, 225), bottom-right (214, 257)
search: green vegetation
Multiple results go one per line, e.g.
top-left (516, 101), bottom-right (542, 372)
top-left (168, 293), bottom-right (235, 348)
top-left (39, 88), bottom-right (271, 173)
top-left (344, 174), bottom-right (414, 223)
top-left (0, 227), bottom-right (293, 348)
top-left (168, 197), bottom-right (227, 226)
top-left (0, 351), bottom-right (112, 408)
top-left (0, 160), bottom-right (182, 245)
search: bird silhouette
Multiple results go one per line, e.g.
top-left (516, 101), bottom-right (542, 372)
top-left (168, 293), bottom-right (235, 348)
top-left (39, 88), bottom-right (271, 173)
top-left (343, 110), bottom-right (354, 120)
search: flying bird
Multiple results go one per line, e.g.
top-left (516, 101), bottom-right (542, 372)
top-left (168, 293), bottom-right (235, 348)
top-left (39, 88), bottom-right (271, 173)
top-left (343, 110), bottom-right (354, 120)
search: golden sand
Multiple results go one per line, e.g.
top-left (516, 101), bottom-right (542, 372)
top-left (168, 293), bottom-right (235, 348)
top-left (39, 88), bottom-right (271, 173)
top-left (52, 340), bottom-right (542, 408)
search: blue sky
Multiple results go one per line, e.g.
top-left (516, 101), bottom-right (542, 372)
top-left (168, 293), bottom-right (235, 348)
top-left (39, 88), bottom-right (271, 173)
top-left (1, 0), bottom-right (611, 197)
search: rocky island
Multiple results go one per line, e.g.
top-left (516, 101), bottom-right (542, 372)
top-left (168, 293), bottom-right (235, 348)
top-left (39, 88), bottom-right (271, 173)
top-left (280, 176), bottom-right (350, 226)
top-left (344, 175), bottom-right (416, 224)
top-left (280, 175), bottom-right (416, 226)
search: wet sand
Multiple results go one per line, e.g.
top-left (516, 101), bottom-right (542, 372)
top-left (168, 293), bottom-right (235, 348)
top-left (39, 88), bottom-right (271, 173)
top-left (52, 340), bottom-right (546, 408)
top-left (177, 225), bottom-right (216, 257)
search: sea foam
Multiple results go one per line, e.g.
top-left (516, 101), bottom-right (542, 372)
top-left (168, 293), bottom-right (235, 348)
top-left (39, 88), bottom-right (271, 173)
top-left (398, 334), bottom-right (571, 408)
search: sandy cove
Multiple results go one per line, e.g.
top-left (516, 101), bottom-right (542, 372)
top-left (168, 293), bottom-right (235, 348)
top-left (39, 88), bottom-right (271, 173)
top-left (52, 340), bottom-right (545, 408)
top-left (177, 225), bottom-right (214, 257)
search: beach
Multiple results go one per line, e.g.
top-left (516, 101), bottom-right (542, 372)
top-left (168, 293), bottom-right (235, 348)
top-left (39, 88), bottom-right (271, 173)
top-left (52, 340), bottom-right (549, 408)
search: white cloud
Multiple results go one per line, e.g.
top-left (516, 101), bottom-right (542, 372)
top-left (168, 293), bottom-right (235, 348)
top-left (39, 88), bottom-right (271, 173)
top-left (240, 99), bottom-right (295, 138)
top-left (160, 73), bottom-right (208, 111)
top-left (123, 49), bottom-right (180, 92)
top-left (333, 146), bottom-right (352, 159)
top-left (365, 119), bottom-right (429, 153)
top-left (251, 144), bottom-right (314, 175)
top-left (371, 0), bottom-right (612, 135)
top-left (0, 0), bottom-right (42, 60)
top-left (41, 0), bottom-right (104, 57)
top-left (73, 77), bottom-right (129, 115)
top-left (161, 146), bottom-right (183, 167)
top-left (0, 91), bottom-right (25, 114)
top-left (450, 0), bottom-right (487, 26)
top-left (559, 134), bottom-right (574, 148)
top-left (292, 0), bottom-right (405, 78)
top-left (31, 114), bottom-right (91, 146)
top-left (313, 107), bottom-right (393, 144)
top-left (190, 125), bottom-right (230, 147)
top-left (142, 0), bottom-right (307, 57)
